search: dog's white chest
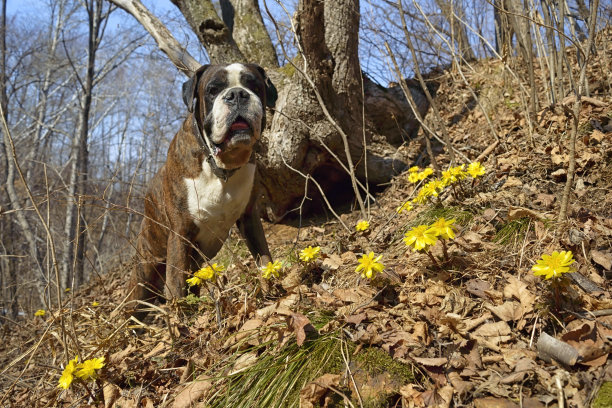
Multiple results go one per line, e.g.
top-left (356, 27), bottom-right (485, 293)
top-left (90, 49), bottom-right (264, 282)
top-left (184, 162), bottom-right (255, 253)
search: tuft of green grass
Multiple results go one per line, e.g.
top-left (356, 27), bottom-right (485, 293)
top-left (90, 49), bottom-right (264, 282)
top-left (494, 217), bottom-right (530, 245)
top-left (205, 331), bottom-right (346, 407)
top-left (309, 309), bottom-right (336, 331)
top-left (408, 205), bottom-right (473, 230)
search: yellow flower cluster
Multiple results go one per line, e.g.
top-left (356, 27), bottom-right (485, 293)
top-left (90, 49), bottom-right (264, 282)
top-left (404, 218), bottom-right (456, 252)
top-left (355, 252), bottom-right (385, 279)
top-left (396, 201), bottom-right (413, 214)
top-left (407, 166), bottom-right (433, 183)
top-left (441, 164), bottom-right (467, 187)
top-left (58, 356), bottom-right (105, 389)
top-left (300, 246), bottom-right (321, 262)
top-left (398, 162), bottom-right (486, 212)
top-left (34, 309), bottom-right (46, 317)
top-left (532, 250), bottom-right (575, 280)
top-left (261, 260), bottom-right (283, 279)
top-left (186, 263), bottom-right (225, 286)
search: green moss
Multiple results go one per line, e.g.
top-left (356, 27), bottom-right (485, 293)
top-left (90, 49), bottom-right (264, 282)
top-left (278, 62), bottom-right (296, 78)
top-left (354, 347), bottom-right (414, 385)
top-left (593, 382), bottom-right (612, 408)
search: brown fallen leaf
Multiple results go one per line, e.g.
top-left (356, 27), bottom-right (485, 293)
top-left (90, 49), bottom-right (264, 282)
top-left (400, 384), bottom-right (425, 408)
top-left (321, 254), bottom-right (343, 270)
top-left (500, 357), bottom-right (537, 384)
top-left (224, 318), bottom-right (264, 348)
top-left (412, 356), bottom-right (448, 367)
top-left (103, 383), bottom-right (121, 408)
top-left (465, 279), bottom-right (492, 300)
top-left (562, 321), bottom-right (611, 367)
top-left (422, 385), bottom-right (453, 408)
top-left (474, 321), bottom-right (511, 338)
top-left (345, 312), bottom-right (367, 325)
top-left (171, 375), bottom-right (212, 408)
top-left (144, 341), bottom-right (170, 359)
top-left (473, 397), bottom-right (518, 408)
top-left (485, 301), bottom-right (524, 322)
top-left (229, 352), bottom-right (258, 375)
top-left (591, 249), bottom-right (612, 270)
top-left (299, 373), bottom-right (341, 408)
top-left (508, 206), bottom-right (547, 221)
top-left (109, 344), bottom-right (135, 364)
top-left (412, 321), bottom-right (431, 345)
top-left (503, 277), bottom-right (535, 314)
top-left (288, 312), bottom-right (315, 346)
top-left (502, 176), bottom-right (523, 189)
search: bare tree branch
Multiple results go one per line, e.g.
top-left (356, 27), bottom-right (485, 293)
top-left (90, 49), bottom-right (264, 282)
top-left (109, 0), bottom-right (200, 74)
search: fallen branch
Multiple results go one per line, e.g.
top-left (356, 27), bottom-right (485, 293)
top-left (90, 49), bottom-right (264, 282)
top-left (537, 332), bottom-right (579, 366)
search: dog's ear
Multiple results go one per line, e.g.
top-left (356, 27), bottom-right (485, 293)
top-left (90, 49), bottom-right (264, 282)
top-left (182, 65), bottom-right (210, 112)
top-left (252, 65), bottom-right (277, 109)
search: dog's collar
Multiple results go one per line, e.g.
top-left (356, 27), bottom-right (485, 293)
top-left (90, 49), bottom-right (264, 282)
top-left (192, 115), bottom-right (237, 182)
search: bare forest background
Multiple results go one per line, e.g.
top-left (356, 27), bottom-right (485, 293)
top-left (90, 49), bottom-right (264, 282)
top-left (0, 0), bottom-right (610, 320)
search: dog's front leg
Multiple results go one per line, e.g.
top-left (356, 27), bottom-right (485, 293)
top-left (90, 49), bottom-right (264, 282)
top-left (165, 231), bottom-right (191, 300)
top-left (237, 199), bottom-right (271, 267)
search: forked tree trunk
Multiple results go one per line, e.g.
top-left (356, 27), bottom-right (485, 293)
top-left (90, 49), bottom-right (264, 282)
top-left (111, 0), bottom-right (434, 220)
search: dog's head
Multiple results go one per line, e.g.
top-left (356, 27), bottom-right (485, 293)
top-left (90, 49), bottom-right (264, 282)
top-left (182, 63), bottom-right (277, 170)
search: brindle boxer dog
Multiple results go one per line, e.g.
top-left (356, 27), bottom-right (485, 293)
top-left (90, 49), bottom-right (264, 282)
top-left (128, 63), bottom-right (277, 318)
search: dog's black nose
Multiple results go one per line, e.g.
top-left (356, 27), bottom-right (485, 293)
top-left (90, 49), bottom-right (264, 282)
top-left (223, 87), bottom-right (250, 105)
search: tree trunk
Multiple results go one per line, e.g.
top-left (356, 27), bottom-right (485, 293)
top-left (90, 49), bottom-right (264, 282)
top-left (220, 0), bottom-right (278, 68)
top-left (111, 0), bottom-right (434, 221)
top-left (435, 0), bottom-right (476, 61)
top-left (170, 0), bottom-right (245, 64)
top-left (62, 0), bottom-right (106, 289)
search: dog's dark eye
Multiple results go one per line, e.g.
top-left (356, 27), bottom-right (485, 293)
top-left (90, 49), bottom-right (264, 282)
top-left (207, 85), bottom-right (220, 96)
top-left (245, 78), bottom-right (262, 94)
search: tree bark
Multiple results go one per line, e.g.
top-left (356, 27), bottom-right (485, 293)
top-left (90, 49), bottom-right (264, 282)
top-left (170, 0), bottom-right (245, 64)
top-left (62, 0), bottom-right (108, 289)
top-left (220, 0), bottom-right (279, 68)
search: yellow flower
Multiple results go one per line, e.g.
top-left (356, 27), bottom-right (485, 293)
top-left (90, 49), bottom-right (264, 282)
top-left (300, 246), bottom-right (321, 262)
top-left (261, 260), bottom-right (283, 279)
top-left (417, 168), bottom-right (434, 181)
top-left (408, 172), bottom-right (421, 183)
top-left (404, 225), bottom-right (438, 251)
top-left (58, 356), bottom-right (79, 389)
top-left (65, 288), bottom-right (71, 292)
top-left (412, 189), bottom-right (429, 204)
top-left (396, 201), bottom-right (413, 214)
top-left (467, 162), bottom-right (486, 178)
top-left (75, 357), bottom-right (105, 381)
top-left (450, 164), bottom-right (466, 177)
top-left (186, 276), bottom-right (202, 287)
top-left (422, 179), bottom-right (444, 197)
top-left (355, 252), bottom-right (385, 279)
top-left (427, 218), bottom-right (456, 240)
top-left (408, 166), bottom-right (420, 173)
top-left (92, 301), bottom-right (99, 307)
top-left (532, 251), bottom-right (575, 280)
top-left (34, 309), bottom-right (46, 317)
top-left (355, 220), bottom-right (370, 232)
top-left (187, 263), bottom-right (224, 286)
